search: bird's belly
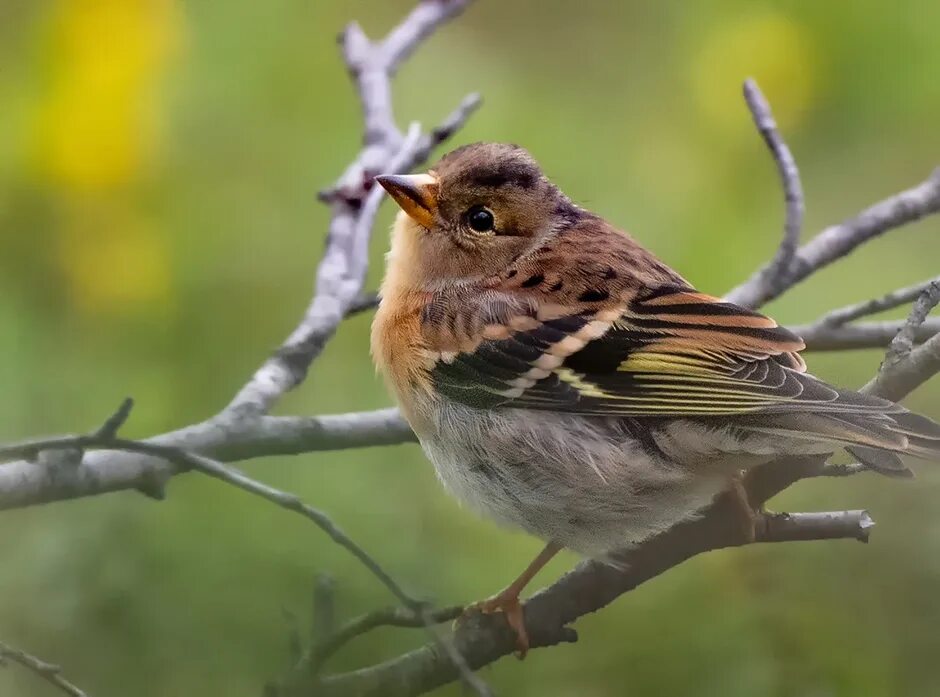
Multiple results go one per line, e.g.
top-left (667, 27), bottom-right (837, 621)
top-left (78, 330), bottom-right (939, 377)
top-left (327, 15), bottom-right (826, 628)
top-left (417, 398), bottom-right (742, 557)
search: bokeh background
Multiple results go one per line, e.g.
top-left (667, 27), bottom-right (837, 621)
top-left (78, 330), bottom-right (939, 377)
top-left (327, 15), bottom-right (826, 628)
top-left (2, 1), bottom-right (940, 695)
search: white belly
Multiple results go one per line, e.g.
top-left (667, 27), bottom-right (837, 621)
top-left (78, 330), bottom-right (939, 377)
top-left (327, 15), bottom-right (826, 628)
top-left (418, 397), bottom-right (746, 557)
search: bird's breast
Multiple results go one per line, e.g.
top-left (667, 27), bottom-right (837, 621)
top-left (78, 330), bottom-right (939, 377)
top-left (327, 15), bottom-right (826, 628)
top-left (370, 294), bottom-right (439, 434)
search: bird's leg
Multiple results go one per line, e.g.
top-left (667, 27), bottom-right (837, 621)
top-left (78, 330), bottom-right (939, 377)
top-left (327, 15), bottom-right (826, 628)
top-left (462, 541), bottom-right (561, 659)
top-left (727, 473), bottom-right (759, 543)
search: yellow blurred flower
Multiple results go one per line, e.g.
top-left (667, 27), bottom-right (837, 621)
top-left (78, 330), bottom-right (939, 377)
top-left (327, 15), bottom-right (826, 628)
top-left (31, 0), bottom-right (182, 191)
top-left (56, 201), bottom-right (173, 317)
top-left (27, 0), bottom-right (183, 316)
top-left (691, 12), bottom-right (819, 132)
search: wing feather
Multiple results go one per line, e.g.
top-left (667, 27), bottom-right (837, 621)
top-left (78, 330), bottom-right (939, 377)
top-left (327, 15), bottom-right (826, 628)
top-left (428, 286), bottom-right (898, 418)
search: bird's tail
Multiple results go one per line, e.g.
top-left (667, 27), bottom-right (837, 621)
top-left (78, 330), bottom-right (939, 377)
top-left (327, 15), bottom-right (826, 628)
top-left (740, 393), bottom-right (940, 478)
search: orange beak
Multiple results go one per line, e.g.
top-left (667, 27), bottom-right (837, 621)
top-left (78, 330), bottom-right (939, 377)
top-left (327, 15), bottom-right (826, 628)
top-left (375, 173), bottom-right (439, 229)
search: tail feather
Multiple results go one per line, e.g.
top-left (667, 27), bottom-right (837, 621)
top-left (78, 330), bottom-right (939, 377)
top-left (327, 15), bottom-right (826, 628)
top-left (739, 400), bottom-right (940, 478)
top-left (847, 446), bottom-right (914, 478)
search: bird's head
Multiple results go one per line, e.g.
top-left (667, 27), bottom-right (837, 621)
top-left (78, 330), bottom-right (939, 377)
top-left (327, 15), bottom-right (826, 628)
top-left (376, 143), bottom-right (579, 288)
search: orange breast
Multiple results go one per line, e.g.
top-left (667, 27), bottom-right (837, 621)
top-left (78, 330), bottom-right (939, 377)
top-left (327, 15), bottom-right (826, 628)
top-left (371, 291), bottom-right (436, 434)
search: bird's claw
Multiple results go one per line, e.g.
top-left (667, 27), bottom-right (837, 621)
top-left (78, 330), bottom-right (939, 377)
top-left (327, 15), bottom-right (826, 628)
top-left (460, 591), bottom-right (530, 659)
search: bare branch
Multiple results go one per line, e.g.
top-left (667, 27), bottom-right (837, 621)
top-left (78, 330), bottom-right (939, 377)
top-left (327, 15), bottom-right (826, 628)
top-left (0, 402), bottom-right (487, 697)
top-left (794, 316), bottom-right (940, 351)
top-left (757, 510), bottom-right (873, 543)
top-left (412, 92), bottom-right (482, 162)
top-left (865, 330), bottom-right (940, 403)
top-left (813, 276), bottom-right (940, 326)
top-left (0, 640), bottom-right (89, 697)
top-left (311, 605), bottom-right (464, 670)
top-left (311, 574), bottom-right (337, 646)
top-left (0, 408), bottom-right (422, 613)
top-left (316, 504), bottom-right (873, 697)
top-left (883, 281), bottom-right (940, 367)
top-left (726, 167), bottom-right (940, 308)
top-left (93, 397), bottom-right (134, 439)
top-left (0, 408), bottom-right (414, 511)
top-left (381, 0), bottom-right (474, 74)
top-left (739, 79), bottom-right (804, 303)
top-left (226, 3), bottom-right (478, 418)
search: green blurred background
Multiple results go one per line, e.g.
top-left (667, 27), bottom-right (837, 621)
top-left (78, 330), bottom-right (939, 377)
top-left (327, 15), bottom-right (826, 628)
top-left (1, 1), bottom-right (939, 695)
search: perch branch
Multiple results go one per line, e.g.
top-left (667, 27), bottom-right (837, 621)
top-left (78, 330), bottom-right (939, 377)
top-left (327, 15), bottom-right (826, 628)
top-left (315, 506), bottom-right (876, 697)
top-left (0, 640), bottom-right (88, 697)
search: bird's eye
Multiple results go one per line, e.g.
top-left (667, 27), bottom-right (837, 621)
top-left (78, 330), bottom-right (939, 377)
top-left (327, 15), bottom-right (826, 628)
top-left (466, 206), bottom-right (495, 232)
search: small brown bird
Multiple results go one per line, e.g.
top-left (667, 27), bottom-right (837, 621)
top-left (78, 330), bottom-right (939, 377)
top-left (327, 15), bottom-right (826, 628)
top-left (372, 143), bottom-right (940, 655)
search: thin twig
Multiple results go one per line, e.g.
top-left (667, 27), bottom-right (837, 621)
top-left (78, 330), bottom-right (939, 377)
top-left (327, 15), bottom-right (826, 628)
top-left (0, 640), bottom-right (89, 697)
top-left (311, 605), bottom-right (464, 669)
top-left (883, 281), bottom-right (940, 367)
top-left (0, 409), bottom-right (421, 611)
top-left (741, 78), bottom-right (804, 302)
top-left (0, 403), bottom-right (488, 697)
top-left (726, 167), bottom-right (940, 308)
top-left (794, 316), bottom-right (940, 351)
top-left (225, 2), bottom-right (479, 418)
top-left (814, 276), bottom-right (940, 326)
top-left (312, 574), bottom-right (337, 645)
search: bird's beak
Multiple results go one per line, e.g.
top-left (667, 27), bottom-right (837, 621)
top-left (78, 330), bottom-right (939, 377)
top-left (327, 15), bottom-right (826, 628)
top-left (375, 173), bottom-right (439, 229)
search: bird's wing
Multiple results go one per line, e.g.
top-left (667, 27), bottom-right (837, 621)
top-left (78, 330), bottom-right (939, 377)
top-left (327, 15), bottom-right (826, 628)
top-left (428, 285), bottom-right (900, 418)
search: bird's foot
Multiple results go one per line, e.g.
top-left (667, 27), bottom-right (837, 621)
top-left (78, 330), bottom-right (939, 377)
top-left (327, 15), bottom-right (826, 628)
top-left (728, 474), bottom-right (760, 543)
top-left (461, 589), bottom-right (529, 658)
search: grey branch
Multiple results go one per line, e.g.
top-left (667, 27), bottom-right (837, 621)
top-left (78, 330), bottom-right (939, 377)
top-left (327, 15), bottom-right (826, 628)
top-left (2, 400), bottom-right (486, 697)
top-left (813, 276), bottom-right (940, 326)
top-left (0, 0), bottom-right (474, 512)
top-left (0, 403), bottom-right (421, 610)
top-left (793, 317), bottom-right (940, 351)
top-left (226, 0), bottom-right (478, 417)
top-left (0, 640), bottom-right (89, 697)
top-left (0, 408), bottom-right (414, 511)
top-left (739, 78), bottom-right (804, 304)
top-left (726, 167), bottom-right (940, 309)
top-left (864, 289), bottom-right (940, 402)
top-left (315, 506), bottom-right (875, 697)
top-left (883, 281), bottom-right (940, 367)
top-left (757, 510), bottom-right (873, 543)
top-left (309, 605), bottom-right (464, 672)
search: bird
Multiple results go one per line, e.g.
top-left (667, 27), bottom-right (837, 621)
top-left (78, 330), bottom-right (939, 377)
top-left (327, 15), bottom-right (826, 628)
top-left (371, 142), bottom-right (940, 656)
